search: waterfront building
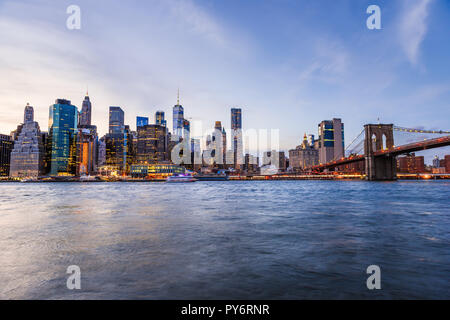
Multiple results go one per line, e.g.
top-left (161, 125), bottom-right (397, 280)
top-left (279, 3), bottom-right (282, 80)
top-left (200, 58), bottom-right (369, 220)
top-left (397, 153), bottom-right (425, 173)
top-left (79, 93), bottom-right (92, 126)
top-left (289, 134), bottom-right (319, 172)
top-left (318, 118), bottom-right (344, 164)
top-left (47, 100), bottom-right (78, 176)
top-left (137, 116), bottom-right (149, 129)
top-left (231, 108), bottom-right (243, 169)
top-left (0, 134), bottom-right (13, 176)
top-left (76, 126), bottom-right (97, 176)
top-left (136, 124), bottom-right (169, 164)
top-left (155, 111), bottom-right (166, 127)
top-left (130, 163), bottom-right (185, 178)
top-left (9, 104), bottom-right (45, 177)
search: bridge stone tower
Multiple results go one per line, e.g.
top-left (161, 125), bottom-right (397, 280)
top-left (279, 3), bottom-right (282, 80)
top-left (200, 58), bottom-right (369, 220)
top-left (364, 124), bottom-right (397, 181)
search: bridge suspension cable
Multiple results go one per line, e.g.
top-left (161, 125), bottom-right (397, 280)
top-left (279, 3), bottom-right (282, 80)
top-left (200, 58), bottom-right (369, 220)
top-left (394, 126), bottom-right (450, 134)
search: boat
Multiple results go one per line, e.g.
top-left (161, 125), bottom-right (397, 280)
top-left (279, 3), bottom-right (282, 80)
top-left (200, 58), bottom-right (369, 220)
top-left (166, 174), bottom-right (197, 183)
top-left (194, 174), bottom-right (229, 181)
top-left (79, 175), bottom-right (98, 182)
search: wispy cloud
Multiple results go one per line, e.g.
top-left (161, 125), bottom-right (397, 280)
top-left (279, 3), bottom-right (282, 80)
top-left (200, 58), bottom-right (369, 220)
top-left (398, 0), bottom-right (433, 65)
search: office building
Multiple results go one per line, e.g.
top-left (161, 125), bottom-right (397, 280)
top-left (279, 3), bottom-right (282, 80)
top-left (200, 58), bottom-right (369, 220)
top-left (0, 134), bottom-right (13, 176)
top-left (289, 134), bottom-right (319, 172)
top-left (109, 106), bottom-right (125, 134)
top-left (137, 116), bottom-right (149, 129)
top-left (76, 126), bottom-right (97, 176)
top-left (136, 124), bottom-right (169, 164)
top-left (231, 108), bottom-right (243, 169)
top-left (173, 94), bottom-right (184, 139)
top-left (106, 106), bottom-right (127, 172)
top-left (318, 118), bottom-right (344, 164)
top-left (10, 104), bottom-right (45, 177)
top-left (397, 153), bottom-right (425, 173)
top-left (155, 111), bottom-right (166, 127)
top-left (47, 99), bottom-right (78, 176)
top-left (79, 93), bottom-right (92, 126)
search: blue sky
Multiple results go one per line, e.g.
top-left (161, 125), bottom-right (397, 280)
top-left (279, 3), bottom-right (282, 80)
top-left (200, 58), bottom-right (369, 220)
top-left (0, 0), bottom-right (449, 161)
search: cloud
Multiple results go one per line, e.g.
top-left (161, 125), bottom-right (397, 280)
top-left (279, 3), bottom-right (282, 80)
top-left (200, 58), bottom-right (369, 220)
top-left (398, 0), bottom-right (433, 65)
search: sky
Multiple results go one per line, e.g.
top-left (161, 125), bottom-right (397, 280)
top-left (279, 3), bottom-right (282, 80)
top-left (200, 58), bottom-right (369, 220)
top-left (0, 0), bottom-right (449, 161)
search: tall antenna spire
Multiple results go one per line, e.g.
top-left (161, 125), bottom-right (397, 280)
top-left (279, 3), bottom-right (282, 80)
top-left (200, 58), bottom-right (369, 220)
top-left (86, 85), bottom-right (89, 97)
top-left (177, 88), bottom-right (180, 105)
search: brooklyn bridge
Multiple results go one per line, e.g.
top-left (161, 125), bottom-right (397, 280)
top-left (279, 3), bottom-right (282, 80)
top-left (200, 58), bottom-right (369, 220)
top-left (309, 124), bottom-right (450, 181)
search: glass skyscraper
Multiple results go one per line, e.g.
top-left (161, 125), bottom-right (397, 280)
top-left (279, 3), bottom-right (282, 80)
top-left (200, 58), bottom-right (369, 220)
top-left (173, 104), bottom-right (184, 138)
top-left (48, 99), bottom-right (78, 176)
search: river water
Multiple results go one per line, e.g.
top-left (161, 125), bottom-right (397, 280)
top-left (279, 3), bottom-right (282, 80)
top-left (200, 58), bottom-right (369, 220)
top-left (0, 181), bottom-right (448, 299)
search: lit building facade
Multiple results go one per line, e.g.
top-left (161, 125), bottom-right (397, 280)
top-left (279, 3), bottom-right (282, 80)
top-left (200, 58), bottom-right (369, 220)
top-left (155, 111), bottom-right (166, 127)
top-left (0, 134), bottom-right (13, 177)
top-left (76, 126), bottom-right (98, 176)
top-left (131, 164), bottom-right (185, 178)
top-left (397, 153), bottom-right (425, 173)
top-left (289, 134), bottom-right (319, 172)
top-left (106, 107), bottom-right (127, 173)
top-left (48, 99), bottom-right (78, 176)
top-left (318, 118), bottom-right (344, 164)
top-left (136, 124), bottom-right (169, 164)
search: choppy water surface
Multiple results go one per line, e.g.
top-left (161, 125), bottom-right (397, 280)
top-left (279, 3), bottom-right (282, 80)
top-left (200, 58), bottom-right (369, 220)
top-left (0, 181), bottom-right (449, 299)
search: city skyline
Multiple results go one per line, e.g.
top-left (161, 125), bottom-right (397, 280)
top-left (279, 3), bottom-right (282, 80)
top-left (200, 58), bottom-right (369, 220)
top-left (0, 0), bottom-right (449, 158)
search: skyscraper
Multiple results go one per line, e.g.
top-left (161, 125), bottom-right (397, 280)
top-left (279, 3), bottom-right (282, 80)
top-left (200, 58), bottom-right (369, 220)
top-left (79, 93), bottom-right (92, 126)
top-left (106, 107), bottom-right (127, 173)
top-left (137, 116), bottom-right (149, 129)
top-left (109, 106), bottom-right (125, 134)
top-left (155, 111), bottom-right (166, 127)
top-left (318, 118), bottom-right (344, 164)
top-left (0, 134), bottom-right (13, 176)
top-left (231, 108), bottom-right (243, 169)
top-left (136, 124), bottom-right (169, 164)
top-left (48, 99), bottom-right (78, 176)
top-left (10, 104), bottom-right (45, 177)
top-left (173, 92), bottom-right (184, 139)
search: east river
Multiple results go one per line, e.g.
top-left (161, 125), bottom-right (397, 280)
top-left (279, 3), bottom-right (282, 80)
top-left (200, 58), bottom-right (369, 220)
top-left (0, 181), bottom-right (448, 299)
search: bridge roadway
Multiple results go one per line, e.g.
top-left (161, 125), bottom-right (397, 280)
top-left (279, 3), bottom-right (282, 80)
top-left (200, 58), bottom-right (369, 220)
top-left (310, 135), bottom-right (450, 172)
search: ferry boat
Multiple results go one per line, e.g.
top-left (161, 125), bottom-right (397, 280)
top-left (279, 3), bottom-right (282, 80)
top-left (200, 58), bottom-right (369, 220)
top-left (194, 174), bottom-right (229, 181)
top-left (166, 174), bottom-right (197, 183)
